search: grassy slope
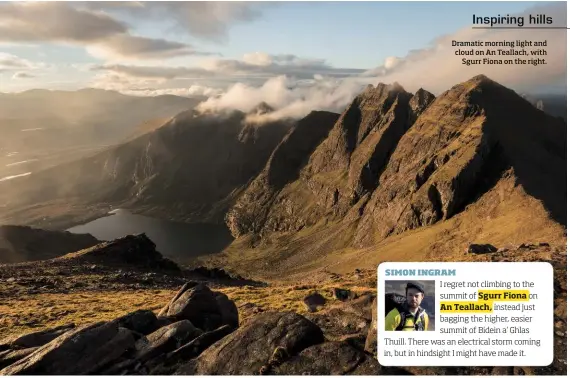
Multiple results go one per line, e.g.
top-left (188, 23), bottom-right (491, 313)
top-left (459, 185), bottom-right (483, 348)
top-left (0, 269), bottom-right (377, 340)
top-left (198, 173), bottom-right (566, 282)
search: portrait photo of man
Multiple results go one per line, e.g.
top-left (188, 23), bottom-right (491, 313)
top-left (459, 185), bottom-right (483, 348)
top-left (384, 280), bottom-right (434, 331)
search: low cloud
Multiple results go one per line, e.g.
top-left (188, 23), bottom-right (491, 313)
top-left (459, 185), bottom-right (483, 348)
top-left (197, 75), bottom-right (367, 122)
top-left (91, 64), bottom-right (212, 80)
top-left (90, 71), bottom-right (166, 91)
top-left (116, 87), bottom-right (213, 98)
top-left (187, 85), bottom-right (224, 97)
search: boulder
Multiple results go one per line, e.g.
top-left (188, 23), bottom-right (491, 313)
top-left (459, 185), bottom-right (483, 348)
top-left (273, 341), bottom-right (382, 375)
top-left (0, 324), bottom-right (75, 351)
top-left (303, 292), bottom-right (327, 312)
top-left (147, 325), bottom-right (235, 374)
top-left (156, 316), bottom-right (177, 329)
top-left (214, 292), bottom-right (239, 329)
top-left (158, 282), bottom-right (239, 332)
top-left (113, 310), bottom-right (158, 335)
top-left (134, 320), bottom-right (202, 363)
top-left (176, 312), bottom-right (324, 375)
top-left (0, 322), bottom-right (135, 375)
top-left (0, 348), bottom-right (38, 370)
top-left (306, 294), bottom-right (375, 344)
top-left (364, 297), bottom-right (378, 355)
top-left (333, 288), bottom-right (358, 302)
top-left (466, 244), bottom-right (498, 254)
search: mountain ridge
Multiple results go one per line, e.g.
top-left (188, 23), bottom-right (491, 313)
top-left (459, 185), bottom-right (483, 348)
top-left (0, 74), bottom-right (566, 274)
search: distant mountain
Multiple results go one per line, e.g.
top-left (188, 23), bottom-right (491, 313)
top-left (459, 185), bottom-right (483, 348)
top-left (0, 108), bottom-right (300, 228)
top-left (0, 89), bottom-right (203, 180)
top-left (520, 93), bottom-right (567, 120)
top-left (0, 225), bottom-right (99, 264)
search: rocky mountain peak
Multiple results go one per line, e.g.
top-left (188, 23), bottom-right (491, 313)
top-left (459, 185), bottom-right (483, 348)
top-left (409, 88), bottom-right (435, 123)
top-left (249, 102), bottom-right (275, 116)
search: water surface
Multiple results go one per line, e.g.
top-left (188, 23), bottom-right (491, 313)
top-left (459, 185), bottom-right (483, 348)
top-left (67, 209), bottom-right (234, 264)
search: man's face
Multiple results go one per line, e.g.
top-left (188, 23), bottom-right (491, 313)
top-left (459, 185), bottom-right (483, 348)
top-left (406, 287), bottom-right (423, 309)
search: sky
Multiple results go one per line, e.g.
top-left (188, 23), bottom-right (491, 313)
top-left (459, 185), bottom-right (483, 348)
top-left (0, 1), bottom-right (566, 118)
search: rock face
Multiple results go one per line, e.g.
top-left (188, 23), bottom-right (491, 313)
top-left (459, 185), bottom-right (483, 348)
top-left (0, 324), bottom-right (75, 352)
top-left (158, 282), bottom-right (239, 331)
top-left (222, 74), bottom-right (565, 251)
top-left (0, 225), bottom-right (99, 264)
top-left (133, 320), bottom-right (202, 363)
top-left (113, 310), bottom-right (159, 335)
top-left (0, 348), bottom-right (39, 370)
top-left (306, 293), bottom-right (376, 351)
top-left (226, 110), bottom-right (339, 237)
top-left (177, 312), bottom-right (325, 375)
top-left (225, 82), bottom-right (436, 240)
top-left (0, 322), bottom-right (135, 375)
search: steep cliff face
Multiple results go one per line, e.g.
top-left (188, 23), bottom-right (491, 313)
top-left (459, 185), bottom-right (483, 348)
top-left (226, 82), bottom-right (436, 238)
top-left (226, 111), bottom-right (339, 237)
top-left (353, 75), bottom-right (566, 247)
top-left (224, 74), bottom-right (565, 256)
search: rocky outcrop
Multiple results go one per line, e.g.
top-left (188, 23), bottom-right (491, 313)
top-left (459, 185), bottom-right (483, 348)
top-left (226, 111), bottom-right (339, 237)
top-left (273, 341), bottom-right (382, 375)
top-left (306, 293), bottom-right (376, 351)
top-left (408, 88), bottom-right (436, 125)
top-left (176, 312), bottom-right (325, 375)
top-left (0, 324), bottom-right (75, 352)
top-left (58, 233), bottom-right (180, 271)
top-left (0, 225), bottom-right (99, 264)
top-left (157, 282), bottom-right (239, 331)
top-left (113, 310), bottom-right (159, 335)
top-left (133, 320), bottom-right (202, 363)
top-left (0, 322), bottom-right (136, 375)
top-left (0, 348), bottom-right (38, 370)
top-left (467, 244), bottom-right (498, 254)
top-left (303, 292), bottom-right (327, 312)
top-left (0, 282), bottom-right (387, 375)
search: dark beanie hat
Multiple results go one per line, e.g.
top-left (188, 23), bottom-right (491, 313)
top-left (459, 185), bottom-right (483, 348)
top-left (406, 281), bottom-right (425, 294)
